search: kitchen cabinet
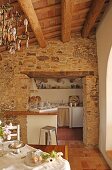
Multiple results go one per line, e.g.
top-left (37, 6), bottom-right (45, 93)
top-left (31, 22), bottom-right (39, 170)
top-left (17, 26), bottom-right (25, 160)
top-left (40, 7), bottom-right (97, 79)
top-left (71, 107), bottom-right (83, 127)
top-left (58, 107), bottom-right (69, 127)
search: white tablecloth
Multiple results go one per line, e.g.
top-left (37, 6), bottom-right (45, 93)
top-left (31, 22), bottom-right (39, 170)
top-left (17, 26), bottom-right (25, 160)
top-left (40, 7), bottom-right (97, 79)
top-left (0, 143), bottom-right (71, 170)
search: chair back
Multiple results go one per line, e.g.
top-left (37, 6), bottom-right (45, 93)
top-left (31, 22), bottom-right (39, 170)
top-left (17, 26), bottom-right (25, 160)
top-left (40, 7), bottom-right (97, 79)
top-left (3, 124), bottom-right (20, 141)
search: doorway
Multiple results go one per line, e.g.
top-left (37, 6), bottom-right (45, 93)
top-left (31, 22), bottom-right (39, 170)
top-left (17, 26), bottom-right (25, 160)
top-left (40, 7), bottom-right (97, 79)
top-left (26, 70), bottom-right (99, 146)
top-left (30, 77), bottom-right (83, 142)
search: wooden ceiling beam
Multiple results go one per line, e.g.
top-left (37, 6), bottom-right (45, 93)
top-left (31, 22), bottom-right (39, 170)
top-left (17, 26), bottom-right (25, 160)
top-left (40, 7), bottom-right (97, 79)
top-left (18, 0), bottom-right (46, 48)
top-left (61, 0), bottom-right (73, 42)
top-left (82, 0), bottom-right (105, 37)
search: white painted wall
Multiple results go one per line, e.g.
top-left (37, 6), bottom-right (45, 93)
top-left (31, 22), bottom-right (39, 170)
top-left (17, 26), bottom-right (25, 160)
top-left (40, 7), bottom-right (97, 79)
top-left (30, 78), bottom-right (83, 105)
top-left (96, 3), bottom-right (112, 168)
top-left (106, 48), bottom-right (112, 150)
top-left (27, 115), bottom-right (57, 144)
top-left (37, 89), bottom-right (83, 105)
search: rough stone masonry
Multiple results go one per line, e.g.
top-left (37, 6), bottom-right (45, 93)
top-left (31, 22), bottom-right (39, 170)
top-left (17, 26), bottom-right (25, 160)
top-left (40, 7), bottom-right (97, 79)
top-left (0, 34), bottom-right (99, 146)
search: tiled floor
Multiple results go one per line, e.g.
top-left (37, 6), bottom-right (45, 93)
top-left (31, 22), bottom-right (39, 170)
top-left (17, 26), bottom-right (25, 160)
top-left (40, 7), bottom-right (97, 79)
top-left (57, 127), bottom-right (110, 170)
top-left (57, 127), bottom-right (83, 140)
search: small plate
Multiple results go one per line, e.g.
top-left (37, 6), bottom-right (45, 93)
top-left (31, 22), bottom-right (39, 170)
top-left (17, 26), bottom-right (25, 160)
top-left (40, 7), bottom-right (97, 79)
top-left (24, 150), bottom-right (43, 167)
top-left (8, 141), bottom-right (25, 149)
top-left (24, 156), bottom-right (42, 167)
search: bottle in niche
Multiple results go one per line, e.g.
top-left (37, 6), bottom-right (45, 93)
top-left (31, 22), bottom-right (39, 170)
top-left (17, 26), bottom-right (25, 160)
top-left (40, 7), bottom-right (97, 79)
top-left (71, 84), bottom-right (74, 88)
top-left (70, 103), bottom-right (72, 107)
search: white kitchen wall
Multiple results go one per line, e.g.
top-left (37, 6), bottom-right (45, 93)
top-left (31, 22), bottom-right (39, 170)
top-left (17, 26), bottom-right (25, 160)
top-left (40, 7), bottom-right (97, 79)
top-left (37, 89), bottom-right (83, 104)
top-left (30, 78), bottom-right (83, 105)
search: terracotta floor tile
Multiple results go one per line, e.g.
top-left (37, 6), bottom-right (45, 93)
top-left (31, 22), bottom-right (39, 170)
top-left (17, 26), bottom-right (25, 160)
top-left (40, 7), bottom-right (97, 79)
top-left (57, 127), bottom-right (111, 170)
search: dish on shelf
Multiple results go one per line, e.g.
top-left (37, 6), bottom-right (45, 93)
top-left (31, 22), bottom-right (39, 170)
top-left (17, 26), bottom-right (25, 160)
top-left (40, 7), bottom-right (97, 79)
top-left (69, 95), bottom-right (80, 106)
top-left (28, 96), bottom-right (41, 106)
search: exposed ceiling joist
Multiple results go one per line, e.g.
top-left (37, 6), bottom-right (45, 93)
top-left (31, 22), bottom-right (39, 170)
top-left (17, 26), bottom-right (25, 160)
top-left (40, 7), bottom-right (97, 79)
top-left (61, 0), bottom-right (73, 42)
top-left (82, 0), bottom-right (105, 38)
top-left (18, 0), bottom-right (46, 48)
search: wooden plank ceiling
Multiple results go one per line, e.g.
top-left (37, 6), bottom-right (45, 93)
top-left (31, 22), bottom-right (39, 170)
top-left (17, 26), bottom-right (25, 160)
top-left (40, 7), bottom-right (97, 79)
top-left (0, 0), bottom-right (111, 51)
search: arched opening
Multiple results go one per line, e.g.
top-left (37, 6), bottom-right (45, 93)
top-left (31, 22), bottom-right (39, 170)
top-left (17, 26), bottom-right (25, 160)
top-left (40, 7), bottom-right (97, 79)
top-left (106, 47), bottom-right (112, 150)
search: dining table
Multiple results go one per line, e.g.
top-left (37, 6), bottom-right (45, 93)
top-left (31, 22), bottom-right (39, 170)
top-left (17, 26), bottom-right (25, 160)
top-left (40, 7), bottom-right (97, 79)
top-left (0, 141), bottom-right (71, 170)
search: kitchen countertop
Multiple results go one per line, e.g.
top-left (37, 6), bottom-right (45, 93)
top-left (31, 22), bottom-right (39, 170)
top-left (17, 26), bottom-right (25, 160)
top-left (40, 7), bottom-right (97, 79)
top-left (58, 106), bottom-right (70, 109)
top-left (4, 106), bottom-right (83, 116)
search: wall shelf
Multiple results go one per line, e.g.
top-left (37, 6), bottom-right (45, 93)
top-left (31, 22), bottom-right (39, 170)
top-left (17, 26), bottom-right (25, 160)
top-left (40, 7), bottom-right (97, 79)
top-left (37, 88), bottom-right (82, 90)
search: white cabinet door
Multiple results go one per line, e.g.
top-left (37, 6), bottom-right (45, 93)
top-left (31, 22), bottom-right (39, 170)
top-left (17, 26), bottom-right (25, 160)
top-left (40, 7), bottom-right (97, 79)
top-left (71, 107), bottom-right (83, 127)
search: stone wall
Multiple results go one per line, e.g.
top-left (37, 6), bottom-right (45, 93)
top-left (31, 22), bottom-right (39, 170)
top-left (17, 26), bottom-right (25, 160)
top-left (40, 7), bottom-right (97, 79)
top-left (0, 34), bottom-right (99, 146)
top-left (17, 115), bottom-right (27, 143)
top-left (83, 76), bottom-right (99, 146)
top-left (20, 35), bottom-right (98, 73)
top-left (0, 34), bottom-right (98, 110)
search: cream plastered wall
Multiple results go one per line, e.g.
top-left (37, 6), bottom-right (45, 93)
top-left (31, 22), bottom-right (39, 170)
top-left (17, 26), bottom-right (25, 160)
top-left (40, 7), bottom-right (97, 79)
top-left (106, 48), bottom-right (112, 149)
top-left (27, 115), bottom-right (57, 144)
top-left (96, 3), bottom-right (112, 168)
